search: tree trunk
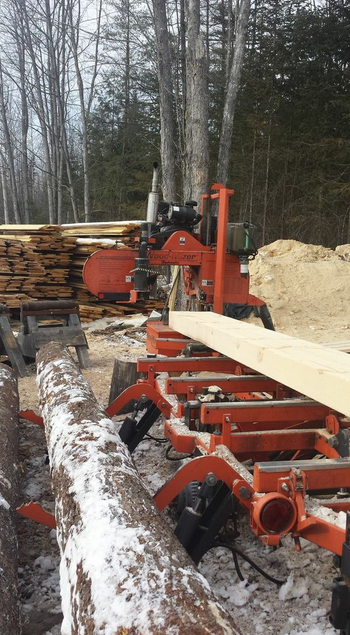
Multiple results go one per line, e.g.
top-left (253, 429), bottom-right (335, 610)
top-left (0, 163), bottom-right (10, 223)
top-left (17, 32), bottom-right (30, 224)
top-left (185, 0), bottom-right (209, 204)
top-left (0, 63), bottom-right (21, 223)
top-left (68, 0), bottom-right (102, 223)
top-left (216, 0), bottom-right (250, 185)
top-left (152, 0), bottom-right (177, 201)
top-left (0, 365), bottom-right (20, 635)
top-left (37, 343), bottom-right (241, 635)
top-left (249, 126), bottom-right (256, 223)
top-left (262, 118), bottom-right (272, 245)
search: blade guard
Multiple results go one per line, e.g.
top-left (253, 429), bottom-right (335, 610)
top-left (83, 249), bottom-right (137, 301)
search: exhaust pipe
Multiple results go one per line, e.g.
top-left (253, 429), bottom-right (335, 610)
top-left (146, 161), bottom-right (159, 224)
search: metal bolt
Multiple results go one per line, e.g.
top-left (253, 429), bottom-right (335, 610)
top-left (239, 486), bottom-right (252, 500)
top-left (225, 416), bottom-right (230, 423)
top-left (205, 472), bottom-right (218, 487)
top-left (281, 483), bottom-right (289, 492)
top-left (329, 436), bottom-right (339, 447)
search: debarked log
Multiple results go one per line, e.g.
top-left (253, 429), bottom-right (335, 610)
top-left (0, 364), bottom-right (20, 635)
top-left (37, 342), bottom-right (241, 635)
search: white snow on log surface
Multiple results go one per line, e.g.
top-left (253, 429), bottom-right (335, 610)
top-left (37, 353), bottom-right (240, 635)
top-left (0, 493), bottom-right (9, 510)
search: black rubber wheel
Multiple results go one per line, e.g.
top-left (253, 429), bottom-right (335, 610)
top-left (176, 481), bottom-right (201, 517)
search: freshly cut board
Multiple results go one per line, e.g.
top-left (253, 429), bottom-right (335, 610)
top-left (169, 311), bottom-right (350, 417)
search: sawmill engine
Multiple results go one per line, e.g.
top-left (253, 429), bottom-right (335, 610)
top-left (148, 199), bottom-right (202, 248)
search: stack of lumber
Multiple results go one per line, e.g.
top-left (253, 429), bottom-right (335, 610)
top-left (0, 236), bottom-right (44, 305)
top-left (0, 221), bottom-right (164, 320)
top-left (79, 300), bottom-right (163, 322)
top-left (0, 225), bottom-right (76, 304)
top-left (61, 221), bottom-right (142, 238)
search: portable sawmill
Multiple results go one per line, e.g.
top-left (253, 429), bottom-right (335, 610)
top-left (18, 169), bottom-right (350, 634)
top-left (101, 312), bottom-right (350, 635)
top-left (82, 163), bottom-right (274, 329)
top-left (81, 167), bottom-right (350, 633)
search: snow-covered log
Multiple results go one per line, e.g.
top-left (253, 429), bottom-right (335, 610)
top-left (37, 342), bottom-right (241, 635)
top-left (0, 365), bottom-right (20, 635)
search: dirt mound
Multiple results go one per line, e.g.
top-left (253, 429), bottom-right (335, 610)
top-left (249, 240), bottom-right (350, 343)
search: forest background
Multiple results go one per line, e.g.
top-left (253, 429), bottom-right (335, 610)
top-left (0, 0), bottom-right (348, 248)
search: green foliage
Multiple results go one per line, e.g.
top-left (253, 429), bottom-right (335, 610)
top-left (88, 81), bottom-right (160, 220)
top-left (228, 0), bottom-right (350, 247)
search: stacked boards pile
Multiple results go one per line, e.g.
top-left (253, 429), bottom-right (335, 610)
top-left (0, 221), bottom-right (164, 320)
top-left (0, 225), bottom-right (76, 309)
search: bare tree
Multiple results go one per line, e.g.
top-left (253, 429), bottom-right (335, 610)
top-left (216, 0), bottom-right (251, 185)
top-left (0, 62), bottom-right (21, 223)
top-left (44, 0), bottom-right (79, 222)
top-left (19, 0), bottom-right (56, 222)
top-left (152, 0), bottom-right (176, 201)
top-left (67, 0), bottom-right (103, 222)
top-left (0, 161), bottom-right (10, 223)
top-left (184, 0), bottom-right (209, 204)
top-left (14, 10), bottom-right (30, 223)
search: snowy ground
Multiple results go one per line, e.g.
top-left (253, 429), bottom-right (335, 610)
top-left (17, 323), bottom-right (342, 635)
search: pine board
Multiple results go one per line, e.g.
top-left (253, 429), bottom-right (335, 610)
top-left (169, 311), bottom-right (350, 417)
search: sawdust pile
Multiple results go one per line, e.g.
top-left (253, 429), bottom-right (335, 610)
top-left (249, 239), bottom-right (350, 343)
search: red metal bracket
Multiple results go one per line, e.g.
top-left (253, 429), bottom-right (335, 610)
top-left (19, 409), bottom-right (44, 427)
top-left (153, 454), bottom-right (256, 511)
top-left (106, 383), bottom-right (172, 419)
top-left (17, 502), bottom-right (56, 529)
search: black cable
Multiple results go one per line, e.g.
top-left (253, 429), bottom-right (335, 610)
top-left (165, 444), bottom-right (195, 461)
top-left (145, 433), bottom-right (168, 443)
top-left (231, 548), bottom-right (245, 581)
top-left (212, 542), bottom-right (286, 586)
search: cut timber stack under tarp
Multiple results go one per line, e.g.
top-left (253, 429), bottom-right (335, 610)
top-left (0, 365), bottom-right (20, 635)
top-left (37, 342), bottom-right (241, 635)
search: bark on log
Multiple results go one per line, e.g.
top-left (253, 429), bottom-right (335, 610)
top-left (0, 365), bottom-right (20, 635)
top-left (37, 342), bottom-right (241, 635)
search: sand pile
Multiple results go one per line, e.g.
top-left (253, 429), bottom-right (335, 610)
top-left (249, 239), bottom-right (350, 343)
